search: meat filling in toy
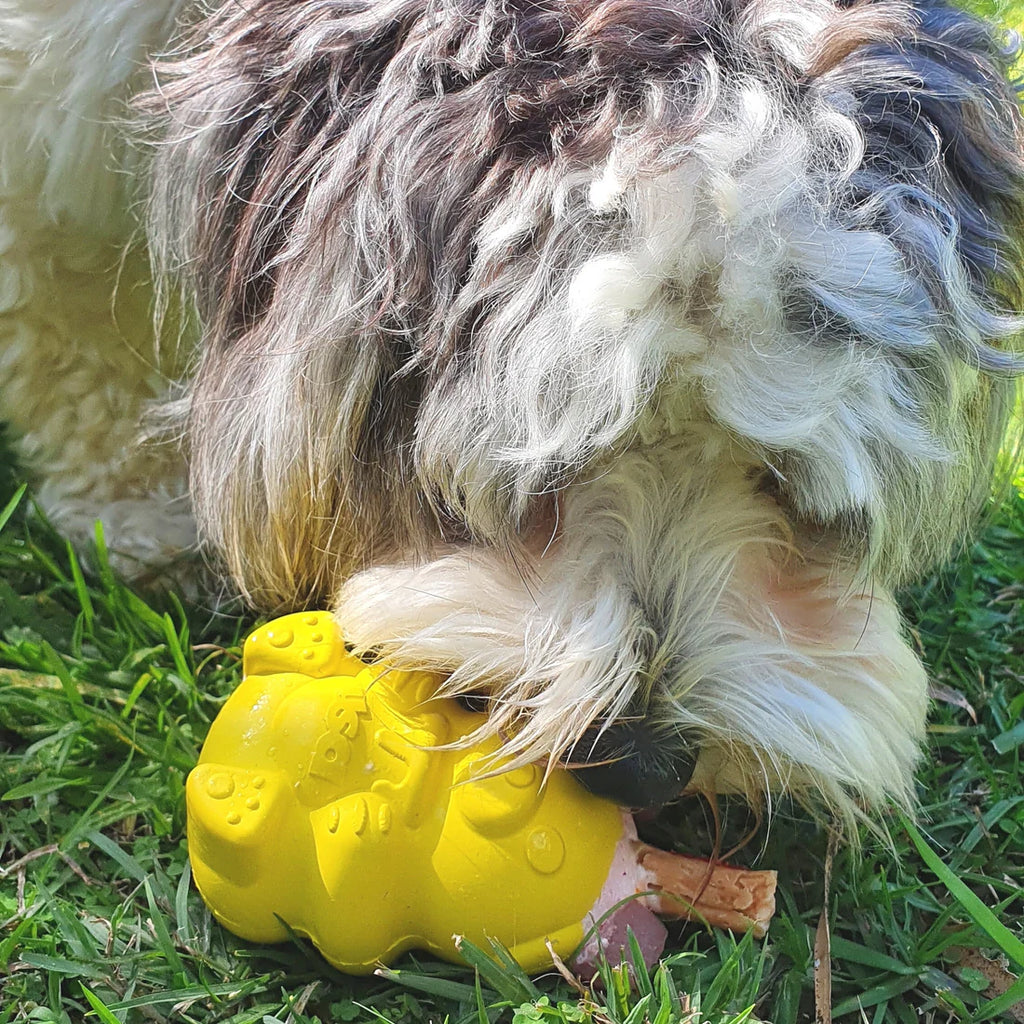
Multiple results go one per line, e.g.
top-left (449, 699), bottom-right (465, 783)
top-left (186, 614), bottom-right (777, 975)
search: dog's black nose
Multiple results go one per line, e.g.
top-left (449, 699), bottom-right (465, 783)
top-left (566, 719), bottom-right (698, 810)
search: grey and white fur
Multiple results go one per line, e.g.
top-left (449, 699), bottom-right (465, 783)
top-left (3, 0), bottom-right (1023, 823)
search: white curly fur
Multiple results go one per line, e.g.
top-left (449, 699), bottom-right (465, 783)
top-left (0, 0), bottom-right (194, 571)
top-left (339, 427), bottom-right (929, 813)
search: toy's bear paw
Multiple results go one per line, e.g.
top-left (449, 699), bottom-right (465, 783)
top-left (310, 793), bottom-right (395, 891)
top-left (243, 612), bottom-right (364, 679)
top-left (187, 763), bottom-right (284, 847)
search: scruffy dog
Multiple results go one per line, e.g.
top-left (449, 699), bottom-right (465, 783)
top-left (2, 0), bottom-right (1022, 822)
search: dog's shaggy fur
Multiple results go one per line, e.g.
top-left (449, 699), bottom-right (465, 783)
top-left (2, 0), bottom-right (1023, 820)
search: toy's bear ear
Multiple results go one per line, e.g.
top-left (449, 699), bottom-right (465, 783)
top-left (243, 612), bottom-right (366, 679)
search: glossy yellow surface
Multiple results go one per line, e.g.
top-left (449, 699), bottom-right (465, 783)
top-left (186, 613), bottom-right (625, 973)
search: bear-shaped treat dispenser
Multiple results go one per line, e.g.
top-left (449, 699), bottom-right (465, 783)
top-left (187, 613), bottom-right (776, 975)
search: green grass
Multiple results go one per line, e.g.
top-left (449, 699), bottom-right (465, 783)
top-left (0, 422), bottom-right (1022, 1024)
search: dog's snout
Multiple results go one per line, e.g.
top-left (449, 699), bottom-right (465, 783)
top-left (567, 718), bottom-right (698, 811)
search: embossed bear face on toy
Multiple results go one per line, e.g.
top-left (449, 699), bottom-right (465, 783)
top-left (186, 613), bottom-right (624, 973)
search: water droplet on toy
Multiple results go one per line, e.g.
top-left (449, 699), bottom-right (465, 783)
top-left (526, 828), bottom-right (565, 874)
top-left (328, 807), bottom-right (340, 833)
top-left (311, 632), bottom-right (323, 643)
top-left (301, 648), bottom-right (315, 660)
top-left (268, 628), bottom-right (293, 648)
top-left (378, 803), bottom-right (392, 834)
top-left (246, 797), bottom-right (260, 810)
top-left (304, 614), bottom-right (319, 626)
top-left (324, 747), bottom-right (337, 762)
top-left (206, 772), bottom-right (234, 799)
top-left (227, 811), bottom-right (241, 825)
top-left (252, 775), bottom-right (265, 789)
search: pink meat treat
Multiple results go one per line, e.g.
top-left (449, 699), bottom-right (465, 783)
top-left (572, 814), bottom-right (778, 977)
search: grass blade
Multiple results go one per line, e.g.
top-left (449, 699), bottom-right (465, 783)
top-left (903, 817), bottom-right (1024, 971)
top-left (973, 975), bottom-right (1024, 1022)
top-left (453, 936), bottom-right (538, 1004)
top-left (831, 975), bottom-right (920, 1017)
top-left (80, 984), bottom-right (124, 1024)
top-left (39, 640), bottom-right (87, 723)
top-left (144, 876), bottom-right (187, 981)
top-left (374, 966), bottom-right (483, 1003)
top-left (17, 953), bottom-right (104, 979)
top-left (829, 937), bottom-right (918, 975)
top-left (626, 929), bottom-right (654, 1000)
top-left (0, 483), bottom-right (26, 534)
top-left (66, 542), bottom-right (95, 630)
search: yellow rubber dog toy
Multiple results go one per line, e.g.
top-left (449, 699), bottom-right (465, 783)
top-left (187, 612), bottom-right (624, 973)
top-left (187, 614), bottom-right (777, 975)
